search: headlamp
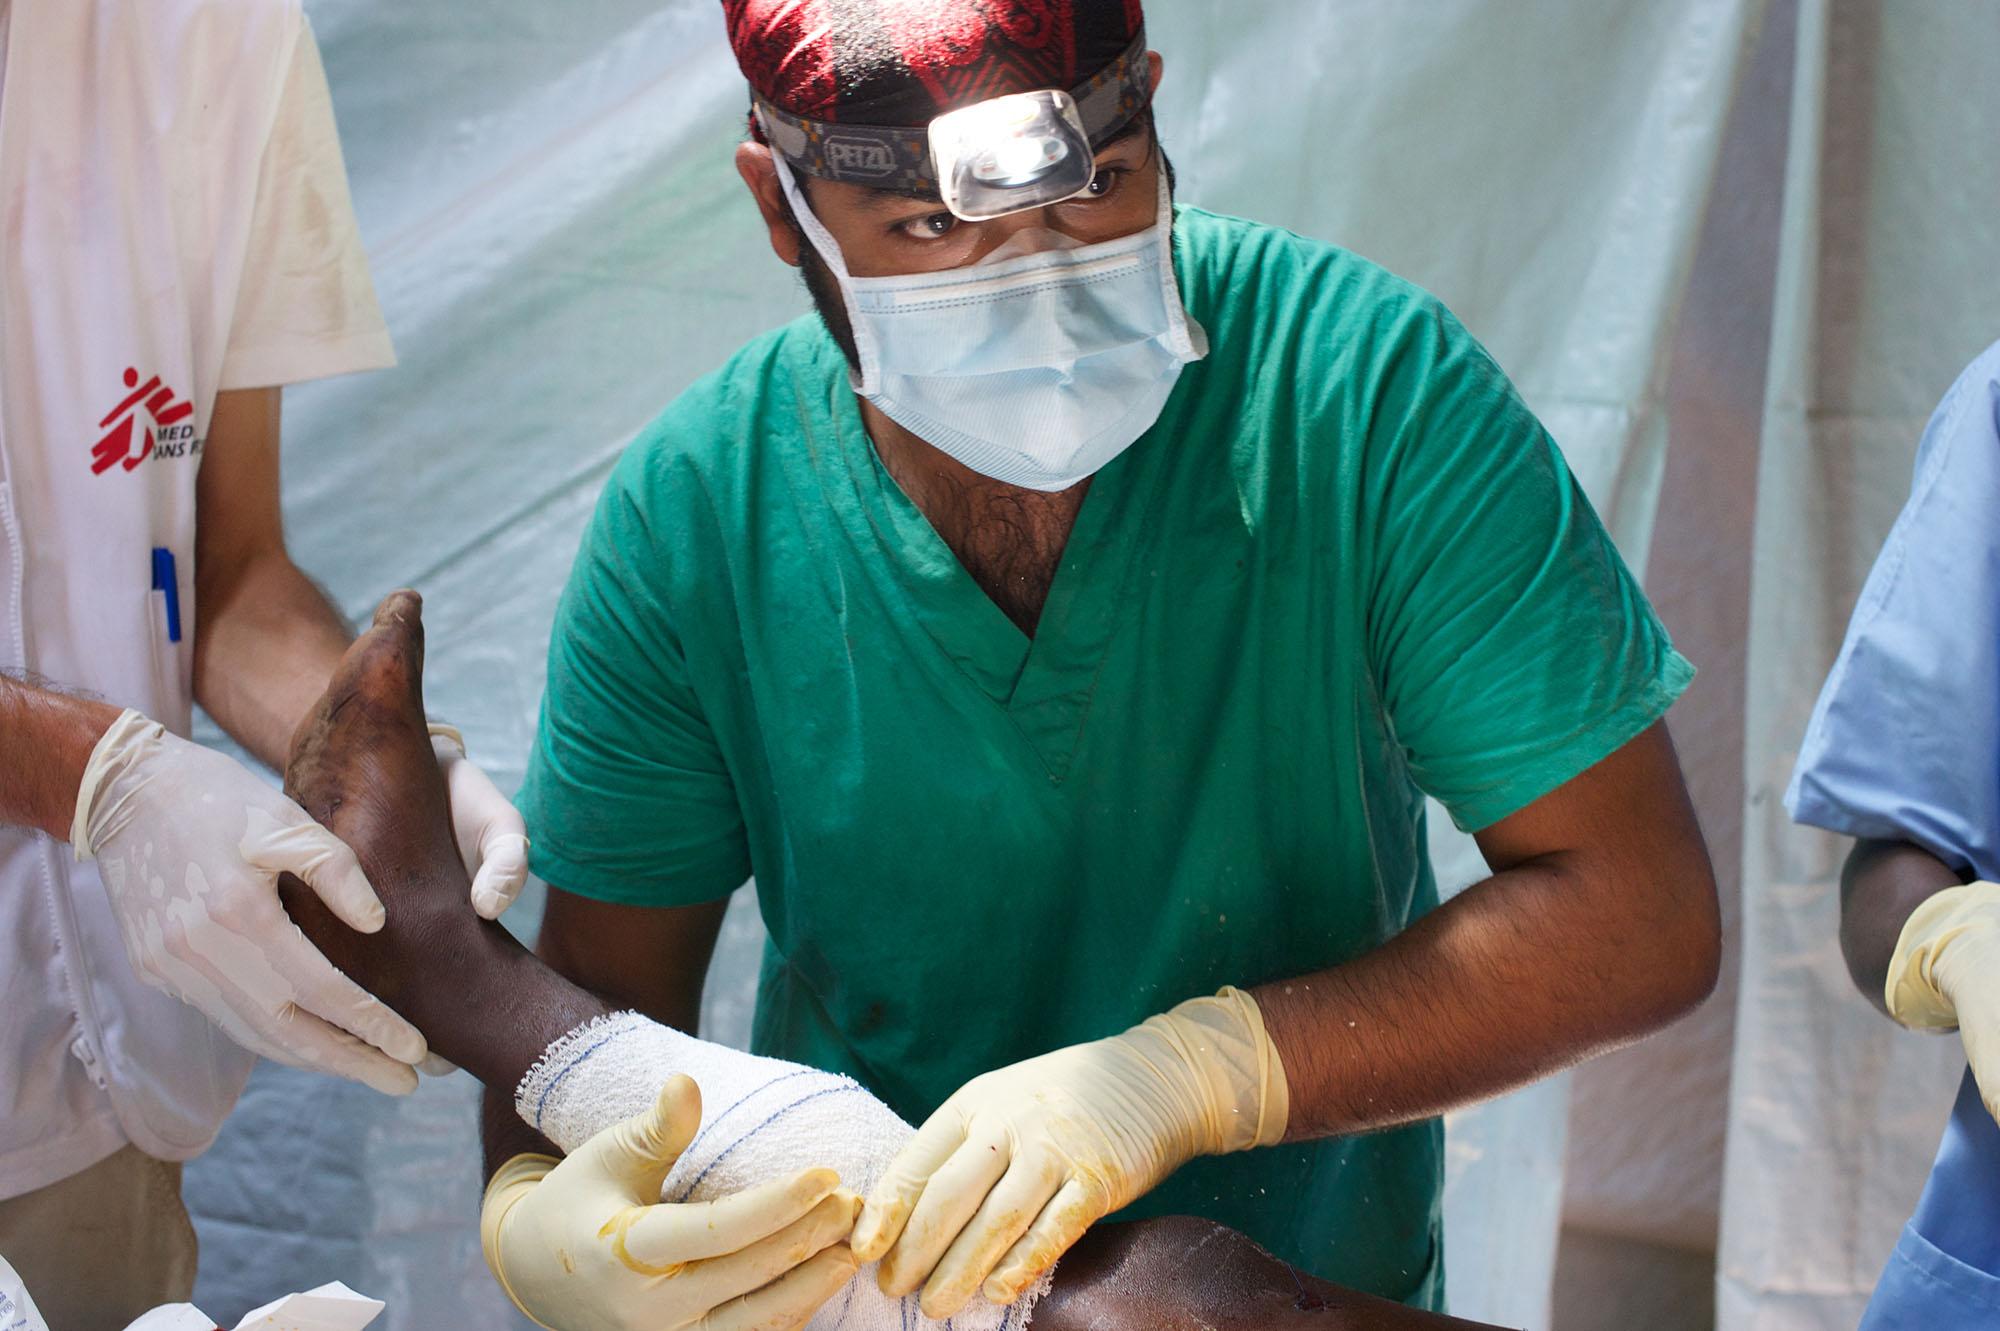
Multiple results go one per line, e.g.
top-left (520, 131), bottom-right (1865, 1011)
top-left (928, 90), bottom-right (1096, 222)
top-left (751, 28), bottom-right (1151, 223)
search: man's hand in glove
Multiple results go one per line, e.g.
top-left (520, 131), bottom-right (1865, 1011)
top-left (482, 1075), bottom-right (861, 1331)
top-left (428, 724), bottom-right (529, 920)
top-left (73, 709), bottom-right (428, 1094)
top-left (1887, 880), bottom-right (2000, 1124)
top-left (851, 986), bottom-right (1289, 1319)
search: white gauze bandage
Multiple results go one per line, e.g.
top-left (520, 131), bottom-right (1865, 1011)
top-left (516, 1012), bottom-right (1050, 1330)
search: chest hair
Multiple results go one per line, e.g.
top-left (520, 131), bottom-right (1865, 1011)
top-left (915, 474), bottom-right (1090, 637)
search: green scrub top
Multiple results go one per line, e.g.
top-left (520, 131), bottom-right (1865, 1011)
top-left (518, 206), bottom-right (1692, 1310)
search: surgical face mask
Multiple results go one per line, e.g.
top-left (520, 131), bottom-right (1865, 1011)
top-left (774, 156), bottom-right (1207, 492)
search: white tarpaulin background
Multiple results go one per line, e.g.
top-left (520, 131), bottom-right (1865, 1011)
top-left (168, 0), bottom-right (1997, 1326)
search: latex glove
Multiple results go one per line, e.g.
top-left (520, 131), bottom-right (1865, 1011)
top-left (429, 724), bottom-right (530, 919)
top-left (72, 709), bottom-right (426, 1095)
top-left (1887, 880), bottom-right (2000, 1123)
top-left (853, 985), bottom-right (1290, 1317)
top-left (481, 1075), bottom-right (861, 1331)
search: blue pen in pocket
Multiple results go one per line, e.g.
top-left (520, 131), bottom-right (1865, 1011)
top-left (151, 547), bottom-right (181, 643)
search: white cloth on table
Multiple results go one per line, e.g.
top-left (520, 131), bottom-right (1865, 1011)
top-left (517, 1011), bottom-right (1048, 1331)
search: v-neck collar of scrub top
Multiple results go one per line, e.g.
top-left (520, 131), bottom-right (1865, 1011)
top-left (815, 351), bottom-right (1173, 784)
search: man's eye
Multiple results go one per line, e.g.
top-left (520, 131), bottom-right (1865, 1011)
top-left (898, 212), bottom-right (958, 241)
top-left (1084, 169), bottom-right (1124, 198)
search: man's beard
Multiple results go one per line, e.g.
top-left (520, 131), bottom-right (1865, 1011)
top-left (797, 238), bottom-right (863, 373)
top-left (789, 138), bottom-right (1177, 377)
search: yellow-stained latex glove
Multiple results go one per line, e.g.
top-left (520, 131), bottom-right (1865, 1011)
top-left (1888, 880), bottom-right (2000, 1124)
top-left (481, 1075), bottom-right (861, 1331)
top-left (851, 986), bottom-right (1289, 1318)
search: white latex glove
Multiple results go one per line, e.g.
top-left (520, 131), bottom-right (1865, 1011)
top-left (852, 985), bottom-right (1290, 1318)
top-left (481, 1075), bottom-right (861, 1331)
top-left (1887, 880), bottom-right (2000, 1123)
top-left (428, 724), bottom-right (529, 920)
top-left (72, 709), bottom-right (427, 1095)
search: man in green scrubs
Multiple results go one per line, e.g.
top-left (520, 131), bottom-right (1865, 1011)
top-left (500, 0), bottom-right (1721, 1318)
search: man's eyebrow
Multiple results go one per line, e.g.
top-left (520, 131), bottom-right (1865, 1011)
top-left (852, 184), bottom-right (947, 211)
top-left (1095, 117), bottom-right (1151, 153)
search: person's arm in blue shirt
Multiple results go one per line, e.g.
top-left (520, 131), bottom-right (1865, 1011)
top-left (1788, 341), bottom-right (2000, 1116)
top-left (1842, 839), bottom-right (1968, 1016)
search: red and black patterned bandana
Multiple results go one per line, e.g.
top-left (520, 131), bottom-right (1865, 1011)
top-left (724, 0), bottom-right (1150, 190)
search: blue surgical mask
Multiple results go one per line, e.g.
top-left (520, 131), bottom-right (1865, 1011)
top-left (775, 157), bottom-right (1207, 492)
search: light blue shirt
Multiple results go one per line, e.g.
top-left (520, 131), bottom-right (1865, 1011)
top-left (1859, 1068), bottom-right (2000, 1328)
top-left (1787, 340), bottom-right (2000, 881)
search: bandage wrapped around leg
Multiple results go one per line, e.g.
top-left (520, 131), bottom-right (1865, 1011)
top-left (516, 1012), bottom-right (1049, 1330)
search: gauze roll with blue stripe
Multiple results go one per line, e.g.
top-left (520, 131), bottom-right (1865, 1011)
top-left (515, 1012), bottom-right (1049, 1331)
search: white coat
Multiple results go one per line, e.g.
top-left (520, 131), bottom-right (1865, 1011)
top-left (0, 0), bottom-right (392, 1197)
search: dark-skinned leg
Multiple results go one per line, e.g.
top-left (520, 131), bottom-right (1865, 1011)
top-left (277, 592), bottom-right (1508, 1331)
top-left (276, 588), bottom-right (606, 1082)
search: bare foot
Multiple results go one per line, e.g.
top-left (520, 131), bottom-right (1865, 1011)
top-left (279, 590), bottom-right (473, 1018)
top-left (277, 590), bottom-right (602, 1081)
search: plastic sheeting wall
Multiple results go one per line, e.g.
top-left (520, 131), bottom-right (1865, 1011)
top-left (1719, 2), bottom-right (2000, 1328)
top-left (1558, 0), bottom-right (1794, 1305)
top-left (181, 0), bottom-right (1761, 1323)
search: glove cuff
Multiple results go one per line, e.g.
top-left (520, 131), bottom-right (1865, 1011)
top-left (1887, 881), bottom-right (2000, 1031)
top-left (70, 708), bottom-right (163, 859)
top-left (480, 1153), bottom-right (560, 1328)
top-left (1142, 986), bottom-right (1290, 1156)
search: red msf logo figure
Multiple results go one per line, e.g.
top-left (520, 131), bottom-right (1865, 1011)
top-left (93, 367), bottom-right (195, 475)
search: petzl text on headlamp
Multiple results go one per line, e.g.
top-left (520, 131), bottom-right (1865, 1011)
top-left (751, 29), bottom-right (1151, 222)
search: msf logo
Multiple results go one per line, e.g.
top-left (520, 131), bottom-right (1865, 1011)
top-left (94, 368), bottom-right (198, 475)
top-left (823, 135), bottom-right (896, 178)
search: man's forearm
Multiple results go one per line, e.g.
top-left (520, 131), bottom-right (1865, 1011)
top-left (1841, 839), bottom-right (1968, 1018)
top-left (1254, 852), bottom-right (1720, 1140)
top-left (0, 676), bottom-right (122, 840)
top-left (195, 551), bottom-right (352, 768)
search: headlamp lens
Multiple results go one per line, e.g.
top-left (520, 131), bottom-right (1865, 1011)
top-left (930, 90), bottom-right (1096, 222)
top-left (974, 136), bottom-right (1070, 187)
